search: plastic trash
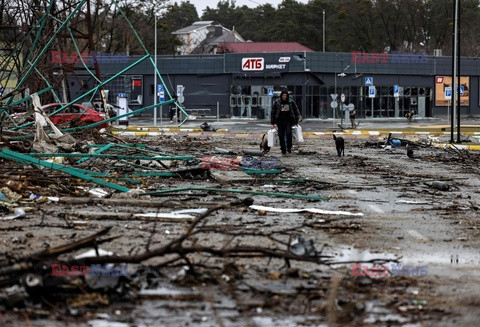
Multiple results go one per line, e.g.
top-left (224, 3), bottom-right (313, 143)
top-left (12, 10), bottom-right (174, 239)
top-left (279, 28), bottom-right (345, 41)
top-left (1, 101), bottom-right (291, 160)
top-left (290, 237), bottom-right (316, 257)
top-left (0, 208), bottom-right (26, 221)
top-left (74, 248), bottom-right (113, 260)
top-left (215, 147), bottom-right (235, 154)
top-left (390, 139), bottom-right (401, 147)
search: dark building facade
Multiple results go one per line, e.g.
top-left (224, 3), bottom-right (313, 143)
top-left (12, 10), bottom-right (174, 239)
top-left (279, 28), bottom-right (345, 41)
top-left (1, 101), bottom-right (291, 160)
top-left (72, 51), bottom-right (480, 120)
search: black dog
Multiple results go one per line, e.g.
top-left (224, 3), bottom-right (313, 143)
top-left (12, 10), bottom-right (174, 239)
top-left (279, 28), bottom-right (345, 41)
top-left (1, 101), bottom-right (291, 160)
top-left (333, 134), bottom-right (345, 157)
top-left (260, 134), bottom-right (270, 153)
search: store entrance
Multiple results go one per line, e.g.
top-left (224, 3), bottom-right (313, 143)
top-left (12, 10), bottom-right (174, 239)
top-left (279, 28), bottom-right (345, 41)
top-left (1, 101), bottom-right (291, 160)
top-left (230, 85), bottom-right (273, 120)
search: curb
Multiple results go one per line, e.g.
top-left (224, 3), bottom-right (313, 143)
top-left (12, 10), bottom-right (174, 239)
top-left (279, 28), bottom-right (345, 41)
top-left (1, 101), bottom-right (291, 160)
top-left (111, 131), bottom-right (480, 151)
top-left (111, 130), bottom-right (480, 138)
top-left (113, 126), bottom-right (228, 132)
top-left (310, 130), bottom-right (480, 136)
top-left (432, 143), bottom-right (480, 151)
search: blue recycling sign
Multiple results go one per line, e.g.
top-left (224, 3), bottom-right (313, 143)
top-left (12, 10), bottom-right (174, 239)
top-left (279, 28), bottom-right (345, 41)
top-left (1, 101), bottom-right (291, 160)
top-left (365, 77), bottom-right (373, 86)
top-left (267, 88), bottom-right (274, 97)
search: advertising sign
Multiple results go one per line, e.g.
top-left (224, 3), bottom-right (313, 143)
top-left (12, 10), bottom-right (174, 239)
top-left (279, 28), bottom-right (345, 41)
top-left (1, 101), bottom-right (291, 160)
top-left (435, 76), bottom-right (469, 106)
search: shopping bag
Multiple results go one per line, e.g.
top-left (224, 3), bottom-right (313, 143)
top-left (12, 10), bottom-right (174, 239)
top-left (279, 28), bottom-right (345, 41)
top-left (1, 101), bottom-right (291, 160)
top-left (292, 125), bottom-right (304, 143)
top-left (267, 128), bottom-right (278, 147)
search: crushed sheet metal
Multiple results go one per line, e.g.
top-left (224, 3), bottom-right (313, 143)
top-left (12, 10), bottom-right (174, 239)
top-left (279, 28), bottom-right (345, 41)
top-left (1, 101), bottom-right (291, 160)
top-left (249, 205), bottom-right (364, 216)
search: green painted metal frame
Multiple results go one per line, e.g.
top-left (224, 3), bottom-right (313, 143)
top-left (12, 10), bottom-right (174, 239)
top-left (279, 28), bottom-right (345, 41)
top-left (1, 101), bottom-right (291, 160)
top-left (75, 143), bottom-right (114, 164)
top-left (8, 87), bottom-right (53, 107)
top-left (25, 152), bottom-right (192, 161)
top-left (10, 55), bottom-right (151, 131)
top-left (7, 0), bottom-right (88, 105)
top-left (0, 149), bottom-right (129, 192)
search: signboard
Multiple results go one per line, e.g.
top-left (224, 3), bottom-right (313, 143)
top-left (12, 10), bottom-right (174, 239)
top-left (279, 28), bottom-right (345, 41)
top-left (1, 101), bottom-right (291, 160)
top-left (445, 87), bottom-right (452, 100)
top-left (130, 75), bottom-right (143, 105)
top-left (368, 86), bottom-right (376, 98)
top-left (267, 88), bottom-right (274, 97)
top-left (340, 93), bottom-right (346, 103)
top-left (435, 76), bottom-right (469, 106)
top-left (393, 85), bottom-right (399, 97)
top-left (241, 58), bottom-right (264, 71)
top-left (330, 94), bottom-right (338, 109)
top-left (176, 85), bottom-right (184, 96)
top-left (365, 77), bottom-right (373, 86)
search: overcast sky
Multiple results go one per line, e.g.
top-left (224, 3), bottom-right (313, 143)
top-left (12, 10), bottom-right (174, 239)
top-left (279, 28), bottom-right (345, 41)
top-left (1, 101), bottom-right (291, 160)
top-left (191, 0), bottom-right (309, 16)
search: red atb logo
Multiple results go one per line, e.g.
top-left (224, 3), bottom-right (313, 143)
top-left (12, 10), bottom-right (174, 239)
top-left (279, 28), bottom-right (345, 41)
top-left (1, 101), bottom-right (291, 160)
top-left (242, 58), bottom-right (264, 71)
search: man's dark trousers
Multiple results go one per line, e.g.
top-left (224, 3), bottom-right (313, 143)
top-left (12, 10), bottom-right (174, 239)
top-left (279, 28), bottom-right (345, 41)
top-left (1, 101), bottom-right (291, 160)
top-left (277, 121), bottom-right (293, 154)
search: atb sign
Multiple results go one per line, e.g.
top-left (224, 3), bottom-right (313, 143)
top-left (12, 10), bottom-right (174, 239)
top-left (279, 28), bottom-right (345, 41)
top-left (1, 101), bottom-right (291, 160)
top-left (368, 86), bottom-right (376, 98)
top-left (394, 85), bottom-right (399, 97)
top-left (242, 58), bottom-right (264, 71)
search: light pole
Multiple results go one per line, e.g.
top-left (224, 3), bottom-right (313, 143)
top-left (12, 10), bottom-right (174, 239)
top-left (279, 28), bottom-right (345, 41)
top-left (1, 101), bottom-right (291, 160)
top-left (153, 14), bottom-right (157, 126)
top-left (333, 58), bottom-right (349, 125)
top-left (323, 10), bottom-right (325, 52)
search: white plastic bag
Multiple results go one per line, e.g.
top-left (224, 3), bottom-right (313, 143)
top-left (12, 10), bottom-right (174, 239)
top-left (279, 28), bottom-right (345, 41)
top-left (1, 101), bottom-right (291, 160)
top-left (267, 128), bottom-right (278, 147)
top-left (292, 125), bottom-right (304, 143)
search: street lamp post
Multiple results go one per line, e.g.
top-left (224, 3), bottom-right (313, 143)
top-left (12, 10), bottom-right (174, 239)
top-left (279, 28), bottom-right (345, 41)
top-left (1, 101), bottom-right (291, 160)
top-left (333, 57), bottom-right (349, 126)
top-left (323, 10), bottom-right (325, 52)
top-left (153, 14), bottom-right (157, 126)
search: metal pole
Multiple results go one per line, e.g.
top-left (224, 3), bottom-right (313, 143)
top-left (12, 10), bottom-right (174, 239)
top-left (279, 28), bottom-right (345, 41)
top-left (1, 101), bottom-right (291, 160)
top-left (456, 0), bottom-right (461, 143)
top-left (333, 61), bottom-right (336, 126)
top-left (217, 101), bottom-right (220, 122)
top-left (451, 0), bottom-right (458, 143)
top-left (153, 14), bottom-right (157, 126)
top-left (447, 100), bottom-right (450, 123)
top-left (323, 10), bottom-right (325, 52)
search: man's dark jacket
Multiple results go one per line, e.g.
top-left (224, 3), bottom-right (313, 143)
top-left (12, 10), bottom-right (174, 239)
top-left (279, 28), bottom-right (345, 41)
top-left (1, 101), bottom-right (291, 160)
top-left (270, 98), bottom-right (301, 125)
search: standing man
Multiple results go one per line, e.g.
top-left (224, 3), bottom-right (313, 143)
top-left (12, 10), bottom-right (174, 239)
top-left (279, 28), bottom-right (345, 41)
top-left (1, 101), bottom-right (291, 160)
top-left (271, 90), bottom-right (302, 155)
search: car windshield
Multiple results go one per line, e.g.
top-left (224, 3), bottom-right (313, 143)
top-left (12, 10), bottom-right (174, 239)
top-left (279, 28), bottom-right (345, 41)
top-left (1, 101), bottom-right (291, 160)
top-left (44, 104), bottom-right (85, 114)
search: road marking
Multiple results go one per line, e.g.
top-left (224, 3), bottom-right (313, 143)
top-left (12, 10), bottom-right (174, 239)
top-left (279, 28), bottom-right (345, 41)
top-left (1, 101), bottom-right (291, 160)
top-left (408, 230), bottom-right (429, 241)
top-left (348, 190), bottom-right (357, 194)
top-left (368, 204), bottom-right (384, 213)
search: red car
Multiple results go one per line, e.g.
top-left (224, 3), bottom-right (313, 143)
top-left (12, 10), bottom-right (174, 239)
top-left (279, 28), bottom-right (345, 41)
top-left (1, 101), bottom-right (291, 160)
top-left (41, 103), bottom-right (108, 128)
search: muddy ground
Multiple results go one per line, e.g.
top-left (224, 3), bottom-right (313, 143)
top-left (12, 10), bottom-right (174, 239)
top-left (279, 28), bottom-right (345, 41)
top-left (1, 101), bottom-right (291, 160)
top-left (1, 132), bottom-right (480, 326)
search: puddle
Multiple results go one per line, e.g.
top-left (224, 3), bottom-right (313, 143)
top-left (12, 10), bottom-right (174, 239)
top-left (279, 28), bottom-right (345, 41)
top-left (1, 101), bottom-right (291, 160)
top-left (326, 246), bottom-right (399, 267)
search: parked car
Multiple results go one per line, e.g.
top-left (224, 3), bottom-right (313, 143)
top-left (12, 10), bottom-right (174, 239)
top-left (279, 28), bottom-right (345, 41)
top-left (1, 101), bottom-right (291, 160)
top-left (40, 103), bottom-right (108, 128)
top-left (82, 101), bottom-right (119, 118)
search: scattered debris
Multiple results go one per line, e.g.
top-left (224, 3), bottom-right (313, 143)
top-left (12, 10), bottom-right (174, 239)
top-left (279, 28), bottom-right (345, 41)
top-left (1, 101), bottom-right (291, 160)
top-left (250, 205), bottom-right (364, 216)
